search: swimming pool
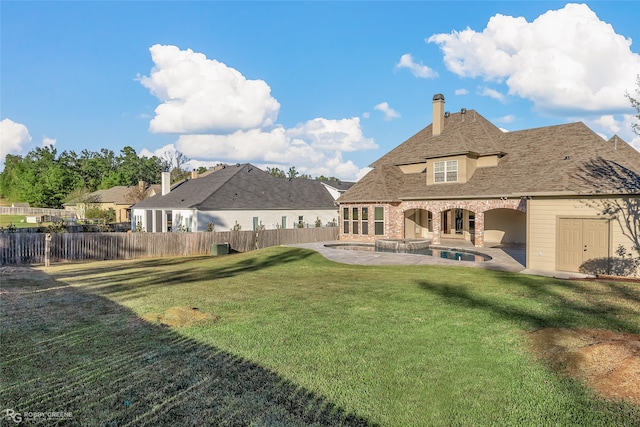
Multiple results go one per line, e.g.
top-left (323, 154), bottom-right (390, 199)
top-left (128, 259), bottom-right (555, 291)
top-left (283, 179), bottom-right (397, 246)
top-left (324, 243), bottom-right (492, 262)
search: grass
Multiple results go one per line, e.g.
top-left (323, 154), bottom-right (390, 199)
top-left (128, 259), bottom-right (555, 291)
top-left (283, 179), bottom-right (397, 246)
top-left (2, 246), bottom-right (639, 426)
top-left (0, 215), bottom-right (27, 227)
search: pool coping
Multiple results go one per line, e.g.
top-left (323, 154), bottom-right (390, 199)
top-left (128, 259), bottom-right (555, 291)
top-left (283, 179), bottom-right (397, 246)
top-left (287, 240), bottom-right (593, 279)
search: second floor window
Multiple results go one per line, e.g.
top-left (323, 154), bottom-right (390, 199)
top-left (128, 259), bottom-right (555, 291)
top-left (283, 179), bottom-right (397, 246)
top-left (434, 160), bottom-right (458, 183)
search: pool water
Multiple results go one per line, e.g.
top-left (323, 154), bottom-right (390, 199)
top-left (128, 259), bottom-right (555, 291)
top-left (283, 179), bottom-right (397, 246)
top-left (325, 244), bottom-right (492, 262)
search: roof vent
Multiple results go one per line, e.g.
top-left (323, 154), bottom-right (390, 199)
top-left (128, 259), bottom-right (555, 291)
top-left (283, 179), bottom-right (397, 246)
top-left (461, 108), bottom-right (467, 114)
top-left (564, 155), bottom-right (571, 160)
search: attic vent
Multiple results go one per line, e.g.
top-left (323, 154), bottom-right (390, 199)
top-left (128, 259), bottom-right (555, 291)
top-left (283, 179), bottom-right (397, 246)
top-left (444, 111), bottom-right (450, 118)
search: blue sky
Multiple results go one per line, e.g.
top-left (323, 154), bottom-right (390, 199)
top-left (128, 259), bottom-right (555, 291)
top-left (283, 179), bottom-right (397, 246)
top-left (2, 1), bottom-right (639, 180)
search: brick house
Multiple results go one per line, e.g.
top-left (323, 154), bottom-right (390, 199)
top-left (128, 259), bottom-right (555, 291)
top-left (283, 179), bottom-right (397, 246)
top-left (338, 94), bottom-right (640, 275)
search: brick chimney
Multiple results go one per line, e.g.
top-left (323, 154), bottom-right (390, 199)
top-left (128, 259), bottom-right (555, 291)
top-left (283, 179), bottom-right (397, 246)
top-left (432, 93), bottom-right (445, 136)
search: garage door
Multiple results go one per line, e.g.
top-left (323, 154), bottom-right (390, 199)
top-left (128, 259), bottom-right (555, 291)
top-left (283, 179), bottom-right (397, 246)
top-left (556, 218), bottom-right (609, 273)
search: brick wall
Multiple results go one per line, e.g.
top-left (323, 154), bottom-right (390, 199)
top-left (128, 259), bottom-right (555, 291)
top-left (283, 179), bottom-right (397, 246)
top-left (339, 199), bottom-right (526, 247)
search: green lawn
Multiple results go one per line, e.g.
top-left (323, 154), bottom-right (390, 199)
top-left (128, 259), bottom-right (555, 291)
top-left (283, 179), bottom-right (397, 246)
top-left (0, 215), bottom-right (27, 228)
top-left (2, 247), bottom-right (639, 426)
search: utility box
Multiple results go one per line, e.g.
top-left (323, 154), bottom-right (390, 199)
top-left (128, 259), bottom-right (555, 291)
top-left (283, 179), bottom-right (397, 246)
top-left (211, 243), bottom-right (230, 256)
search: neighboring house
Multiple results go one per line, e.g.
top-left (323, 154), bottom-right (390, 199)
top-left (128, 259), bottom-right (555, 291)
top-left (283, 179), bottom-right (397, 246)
top-left (320, 180), bottom-right (355, 199)
top-left (338, 93), bottom-right (640, 275)
top-left (69, 182), bottom-right (161, 223)
top-left (131, 163), bottom-right (339, 232)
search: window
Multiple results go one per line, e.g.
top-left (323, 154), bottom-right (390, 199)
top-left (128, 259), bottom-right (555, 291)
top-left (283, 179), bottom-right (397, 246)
top-left (253, 217), bottom-right (259, 231)
top-left (343, 207), bottom-right (349, 233)
top-left (362, 207), bottom-right (369, 235)
top-left (281, 216), bottom-right (287, 229)
top-left (352, 207), bottom-right (359, 234)
top-left (434, 160), bottom-right (458, 183)
top-left (298, 216), bottom-right (304, 228)
top-left (374, 207), bottom-right (384, 235)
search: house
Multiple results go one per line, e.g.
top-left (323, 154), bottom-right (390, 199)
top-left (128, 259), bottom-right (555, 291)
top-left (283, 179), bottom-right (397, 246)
top-left (338, 94), bottom-right (640, 275)
top-left (320, 180), bottom-right (355, 199)
top-left (69, 182), bottom-right (161, 223)
top-left (131, 163), bottom-right (339, 232)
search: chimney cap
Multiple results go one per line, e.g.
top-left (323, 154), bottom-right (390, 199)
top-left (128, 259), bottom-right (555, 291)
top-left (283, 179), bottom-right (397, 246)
top-left (432, 93), bottom-right (445, 101)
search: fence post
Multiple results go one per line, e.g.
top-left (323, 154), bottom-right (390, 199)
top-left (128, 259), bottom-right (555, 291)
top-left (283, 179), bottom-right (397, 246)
top-left (44, 233), bottom-right (51, 267)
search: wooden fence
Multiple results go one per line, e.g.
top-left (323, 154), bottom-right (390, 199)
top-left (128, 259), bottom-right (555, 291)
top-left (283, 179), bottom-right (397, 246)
top-left (0, 206), bottom-right (76, 218)
top-left (0, 227), bottom-right (338, 265)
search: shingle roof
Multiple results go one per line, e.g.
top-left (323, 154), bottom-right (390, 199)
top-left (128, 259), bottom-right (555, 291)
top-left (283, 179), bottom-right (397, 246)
top-left (90, 186), bottom-right (133, 204)
top-left (371, 110), bottom-right (505, 168)
top-left (339, 111), bottom-right (640, 203)
top-left (133, 163), bottom-right (337, 210)
top-left (84, 184), bottom-right (161, 205)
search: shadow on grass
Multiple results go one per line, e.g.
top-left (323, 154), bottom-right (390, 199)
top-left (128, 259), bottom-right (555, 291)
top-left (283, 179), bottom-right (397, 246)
top-left (41, 248), bottom-right (317, 300)
top-left (416, 270), bottom-right (640, 333)
top-left (0, 267), bottom-right (374, 427)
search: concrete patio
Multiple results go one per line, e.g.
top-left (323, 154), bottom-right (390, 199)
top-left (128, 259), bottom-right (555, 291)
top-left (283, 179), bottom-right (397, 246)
top-left (289, 240), bottom-right (592, 280)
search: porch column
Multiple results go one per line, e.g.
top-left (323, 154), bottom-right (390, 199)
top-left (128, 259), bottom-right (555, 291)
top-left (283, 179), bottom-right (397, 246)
top-left (152, 209), bottom-right (158, 233)
top-left (162, 210), bottom-right (168, 233)
top-left (474, 211), bottom-right (485, 247)
top-left (432, 210), bottom-right (442, 245)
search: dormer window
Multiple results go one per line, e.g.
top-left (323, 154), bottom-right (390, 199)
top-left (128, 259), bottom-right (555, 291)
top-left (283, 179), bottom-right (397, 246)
top-left (434, 160), bottom-right (458, 183)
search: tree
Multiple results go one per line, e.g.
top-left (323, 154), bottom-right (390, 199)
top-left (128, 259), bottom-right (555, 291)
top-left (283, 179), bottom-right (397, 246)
top-left (287, 166), bottom-right (299, 179)
top-left (266, 167), bottom-right (285, 178)
top-left (625, 74), bottom-right (640, 137)
top-left (125, 183), bottom-right (148, 204)
top-left (161, 149), bottom-right (190, 183)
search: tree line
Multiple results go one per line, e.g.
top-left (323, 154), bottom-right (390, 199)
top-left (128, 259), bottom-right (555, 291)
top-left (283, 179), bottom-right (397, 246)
top-left (0, 144), bottom-right (346, 209)
top-left (0, 146), bottom-right (176, 208)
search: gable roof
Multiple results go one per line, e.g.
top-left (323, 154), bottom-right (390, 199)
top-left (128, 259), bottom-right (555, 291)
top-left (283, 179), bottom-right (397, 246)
top-left (371, 110), bottom-right (505, 168)
top-left (71, 183), bottom-right (161, 206)
top-left (340, 111), bottom-right (640, 203)
top-left (321, 180), bottom-right (356, 192)
top-left (87, 186), bottom-right (133, 205)
top-left (133, 163), bottom-right (337, 210)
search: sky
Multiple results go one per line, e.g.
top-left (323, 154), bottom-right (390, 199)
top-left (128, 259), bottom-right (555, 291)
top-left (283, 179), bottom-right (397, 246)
top-left (1, 1), bottom-right (639, 181)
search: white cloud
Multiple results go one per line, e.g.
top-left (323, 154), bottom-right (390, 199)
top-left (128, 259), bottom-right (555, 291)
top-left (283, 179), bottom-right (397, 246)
top-left (362, 112), bottom-right (370, 119)
top-left (428, 3), bottom-right (640, 113)
top-left (173, 118), bottom-right (377, 180)
top-left (42, 136), bottom-right (56, 148)
top-left (586, 114), bottom-right (640, 151)
top-left (138, 44), bottom-right (280, 134)
top-left (495, 114), bottom-right (516, 124)
top-left (396, 53), bottom-right (438, 78)
top-left (454, 88), bottom-right (469, 95)
top-left (479, 87), bottom-right (505, 102)
top-left (138, 45), bottom-right (378, 180)
top-left (355, 167), bottom-right (373, 181)
top-left (0, 118), bottom-right (32, 160)
top-left (374, 102), bottom-right (401, 121)
top-left (288, 117), bottom-right (377, 152)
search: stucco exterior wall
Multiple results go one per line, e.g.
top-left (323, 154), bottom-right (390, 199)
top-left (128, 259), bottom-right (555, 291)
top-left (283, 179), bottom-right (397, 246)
top-left (485, 209), bottom-right (526, 243)
top-left (527, 197), bottom-right (637, 273)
